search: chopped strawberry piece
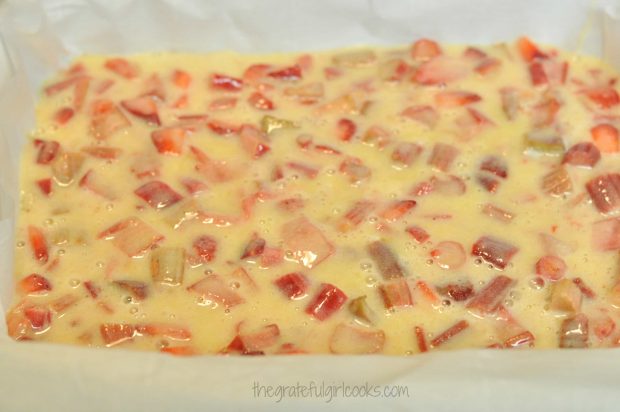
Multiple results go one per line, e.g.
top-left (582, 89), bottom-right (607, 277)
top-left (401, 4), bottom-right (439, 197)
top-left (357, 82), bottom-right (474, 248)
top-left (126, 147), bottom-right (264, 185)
top-left (472, 236), bottom-right (518, 270)
top-left (91, 99), bottom-right (131, 139)
top-left (151, 128), bottom-right (186, 155)
top-left (24, 306), bottom-right (52, 331)
top-left (361, 125), bottom-right (391, 148)
top-left (329, 323), bottom-right (385, 354)
top-left (542, 167), bottom-right (572, 197)
top-left (435, 91), bottom-right (481, 108)
top-left (27, 225), bottom-right (49, 264)
top-left (161, 346), bottom-right (196, 356)
top-left (477, 175), bottom-right (500, 193)
top-left (380, 200), bottom-right (417, 222)
top-left (591, 217), bottom-right (620, 251)
top-left (286, 162), bottom-right (319, 179)
top-left (135, 323), bottom-right (191, 340)
top-left (583, 86), bottom-right (620, 109)
top-left (193, 235), bottom-right (217, 263)
top-left (239, 124), bottom-right (270, 158)
top-left (430, 320), bottom-right (470, 348)
top-left (36, 178), bottom-right (53, 196)
top-left (134, 180), bottom-right (183, 209)
top-left (274, 272), bottom-right (310, 300)
top-left (529, 62), bottom-right (548, 86)
top-left (248, 92), bottom-right (275, 110)
top-left (187, 274), bottom-right (245, 308)
top-left (379, 279), bottom-right (413, 309)
top-left (591, 123), bottom-right (619, 153)
top-left (410, 38), bottom-right (442, 61)
top-left (413, 57), bottom-right (469, 85)
top-left (260, 247), bottom-right (284, 268)
top-left (430, 175), bottom-right (467, 196)
top-left (400, 105), bottom-right (439, 128)
top-left (19, 274), bottom-right (52, 294)
top-left (305, 283), bottom-right (347, 321)
top-left (84, 281), bottom-right (101, 299)
top-left (54, 107), bottom-right (75, 125)
top-left (517, 37), bottom-right (547, 62)
top-left (268, 65), bottom-right (302, 81)
top-left (130, 153), bottom-right (161, 179)
top-left (172, 70), bottom-right (192, 89)
top-left (535, 255), bottom-right (567, 281)
top-left (481, 203), bottom-right (514, 222)
top-left (81, 146), bottom-right (122, 159)
top-left (562, 142), bottom-right (601, 167)
top-left (242, 63), bottom-right (271, 84)
top-left (591, 313), bottom-right (615, 340)
top-left (100, 323), bottom-right (136, 347)
top-left (210, 73), bottom-right (244, 91)
top-left (405, 225), bottom-right (430, 243)
top-left (113, 280), bottom-right (148, 300)
top-left (209, 96), bottom-right (237, 111)
top-left (430, 241), bottom-right (466, 270)
top-left (586, 173), bottom-right (620, 214)
top-left (500, 87), bottom-right (520, 120)
top-left (281, 217), bottom-right (334, 268)
top-left (44, 76), bottom-right (82, 96)
top-left (121, 96), bottom-right (160, 125)
top-left (480, 156), bottom-right (508, 178)
top-left (339, 157), bottom-right (371, 183)
top-left (35, 140), bottom-right (60, 165)
top-left (180, 177), bottom-right (208, 195)
top-left (437, 282), bottom-right (474, 302)
top-left (414, 326), bottom-right (428, 352)
top-left (428, 143), bottom-right (459, 172)
top-left (504, 331), bottom-right (536, 348)
top-left (239, 324), bottom-right (281, 352)
top-left (475, 58), bottom-right (501, 75)
top-left (367, 241), bottom-right (406, 279)
top-left (379, 58), bottom-right (409, 82)
top-left (98, 217), bottom-right (164, 257)
top-left (277, 197), bottom-right (305, 212)
top-left (391, 142), bottom-right (424, 167)
top-left (79, 169), bottom-right (115, 200)
top-left (104, 58), bottom-right (138, 78)
top-left (336, 118), bottom-right (356, 141)
top-left (466, 275), bottom-right (515, 314)
top-left (207, 119), bottom-right (239, 135)
top-left (339, 200), bottom-right (375, 231)
top-left (559, 314), bottom-right (589, 348)
top-left (240, 234), bottom-right (266, 260)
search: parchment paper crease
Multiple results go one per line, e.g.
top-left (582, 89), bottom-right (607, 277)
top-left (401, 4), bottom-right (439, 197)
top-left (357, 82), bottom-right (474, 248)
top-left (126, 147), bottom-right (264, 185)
top-left (1, 1), bottom-right (620, 411)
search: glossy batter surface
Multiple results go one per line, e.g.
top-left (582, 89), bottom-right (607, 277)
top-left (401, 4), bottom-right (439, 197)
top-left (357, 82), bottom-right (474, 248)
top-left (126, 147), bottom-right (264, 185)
top-left (6, 38), bottom-right (620, 355)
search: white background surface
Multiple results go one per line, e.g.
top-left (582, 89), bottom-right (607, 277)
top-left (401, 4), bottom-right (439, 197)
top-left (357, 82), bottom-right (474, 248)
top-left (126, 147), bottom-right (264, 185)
top-left (1, 1), bottom-right (620, 411)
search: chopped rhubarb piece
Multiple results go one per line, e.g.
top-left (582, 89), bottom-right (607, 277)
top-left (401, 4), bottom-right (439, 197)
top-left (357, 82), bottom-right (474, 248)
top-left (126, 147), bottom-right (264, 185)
top-left (268, 64), bottom-right (302, 81)
top-left (151, 128), bottom-right (186, 155)
top-left (209, 96), bottom-right (237, 111)
top-left (329, 323), bottom-right (385, 354)
top-left (475, 58), bottom-right (501, 75)
top-left (36, 178), bottom-right (52, 196)
top-left (240, 234), bottom-right (266, 260)
top-left (136, 324), bottom-right (192, 340)
top-left (416, 280), bottom-right (440, 304)
top-left (187, 274), bottom-right (245, 308)
top-left (504, 331), bottom-right (535, 348)
top-left (151, 247), bottom-right (185, 286)
top-left (482, 203), bottom-right (514, 222)
top-left (531, 96), bottom-right (561, 128)
top-left (559, 314), bottom-right (589, 348)
top-left (391, 142), bottom-right (423, 167)
top-left (379, 58), bottom-right (409, 82)
top-left (210, 73), bottom-right (243, 91)
top-left (592, 218), bottom-right (620, 251)
top-left (529, 61), bottom-right (548, 86)
top-left (338, 200), bottom-right (375, 231)
top-left (52, 152), bottom-right (84, 186)
top-left (524, 132), bottom-right (565, 156)
top-left (243, 63), bottom-right (271, 84)
top-left (44, 76), bottom-right (82, 96)
top-left (274, 272), bottom-right (310, 300)
top-left (348, 296), bottom-right (374, 324)
top-left (35, 140), bottom-right (60, 165)
top-left (28, 225), bottom-right (49, 264)
top-left (591, 123), bottom-right (619, 153)
top-left (586, 174), bottom-right (620, 214)
top-left (411, 38), bottom-right (442, 61)
top-left (535, 255), bottom-right (567, 281)
top-left (437, 281), bottom-right (474, 302)
top-left (54, 107), bottom-right (74, 125)
top-left (81, 146), bottom-right (122, 159)
top-left (49, 294), bottom-right (79, 313)
top-left (430, 320), bottom-right (470, 348)
top-left (24, 306), bottom-right (52, 331)
top-left (305, 283), bottom-right (347, 321)
top-left (248, 92), bottom-right (275, 110)
top-left (361, 125), bottom-right (391, 148)
top-left (517, 37), bottom-right (547, 62)
top-left (239, 324), bottom-right (281, 352)
top-left (428, 143), bottom-right (459, 172)
top-left (79, 169), bottom-right (115, 200)
top-left (471, 236), bottom-right (518, 270)
top-left (172, 69), bottom-right (191, 89)
top-left (466, 275), bottom-right (515, 314)
top-left (332, 49), bottom-right (377, 67)
top-left (98, 217), bottom-right (164, 257)
top-left (281, 217), bottom-right (334, 268)
top-left (480, 156), bottom-right (508, 178)
top-left (336, 118), bottom-right (356, 141)
top-left (91, 99), bottom-right (131, 139)
top-left (84, 281), bottom-right (101, 299)
top-left (572, 277), bottom-right (596, 299)
top-left (277, 197), bottom-right (305, 212)
top-left (430, 175), bottom-right (467, 196)
top-left (380, 200), bottom-right (417, 222)
top-left (405, 225), bottom-right (430, 243)
top-left (584, 86), bottom-right (620, 109)
top-left (131, 153), bottom-right (161, 179)
top-left (500, 87), bottom-right (520, 120)
top-left (104, 58), bottom-right (138, 78)
top-left (562, 142), bottom-right (601, 167)
top-left (134, 180), bottom-right (183, 209)
top-left (339, 157), bottom-right (371, 183)
top-left (367, 241), bottom-right (406, 279)
top-left (113, 280), bottom-right (148, 300)
top-left (19, 274), bottom-right (52, 294)
top-left (100, 323), bottom-right (136, 347)
top-left (239, 124), bottom-right (270, 159)
top-left (260, 247), bottom-right (283, 266)
top-left (413, 57), bottom-right (469, 85)
top-left (542, 167), bottom-right (572, 197)
top-left (414, 326), bottom-right (428, 352)
top-left (379, 279), bottom-right (413, 309)
top-left (400, 105), bottom-right (439, 128)
top-left (193, 235), bottom-right (217, 263)
top-left (121, 96), bottom-right (160, 125)
top-left (550, 279), bottom-right (582, 313)
top-left (435, 91), bottom-right (481, 108)
top-left (284, 82), bottom-right (325, 104)
top-left (430, 241), bottom-right (466, 270)
top-left (180, 177), bottom-right (208, 195)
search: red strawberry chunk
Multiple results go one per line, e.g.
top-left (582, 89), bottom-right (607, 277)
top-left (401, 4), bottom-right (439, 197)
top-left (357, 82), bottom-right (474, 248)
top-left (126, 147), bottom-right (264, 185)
top-left (410, 38), bottom-right (442, 61)
top-left (35, 140), bottom-right (60, 165)
top-left (339, 157), bottom-right (371, 183)
top-left (54, 107), bottom-right (75, 125)
top-left (19, 274), bottom-right (52, 294)
top-left (529, 62), bottom-right (548, 86)
top-left (98, 217), bottom-right (164, 257)
top-left (559, 314), bottom-right (589, 348)
top-left (336, 118), bottom-right (356, 141)
top-left (592, 217), bottom-right (620, 251)
top-left (392, 142), bottom-right (424, 167)
top-left (305, 283), bottom-right (347, 321)
top-left (188, 274), bottom-right (245, 308)
top-left (113, 280), bottom-right (148, 300)
top-left (584, 86), bottom-right (620, 109)
top-left (239, 324), bottom-right (281, 352)
top-left (239, 124), bottom-right (271, 158)
top-left (207, 120), bottom-right (239, 135)
top-left (36, 178), bottom-right (53, 196)
top-left (193, 235), bottom-right (217, 263)
top-left (24, 306), bottom-right (52, 331)
top-left (281, 217), bottom-right (334, 268)
top-left (400, 105), bottom-right (439, 128)
top-left (379, 279), bottom-right (413, 309)
top-left (180, 177), bottom-right (208, 195)
top-left (480, 156), bottom-right (508, 178)
top-left (367, 241), bottom-right (406, 279)
top-left (28, 225), bottom-right (49, 264)
top-left (435, 91), bottom-right (481, 108)
top-left (151, 128), bottom-right (186, 155)
top-left (405, 225), bottom-right (430, 243)
top-left (430, 320), bottom-right (470, 347)
top-left (591, 123), bottom-right (619, 153)
top-left (380, 200), bottom-right (416, 222)
top-left (100, 323), bottom-right (136, 347)
top-left (121, 96), bottom-right (160, 125)
top-left (413, 57), bottom-right (469, 85)
top-left (471, 236), bottom-right (519, 270)
top-left (517, 37), bottom-right (547, 62)
top-left (586, 173), bottom-right (620, 214)
top-left (466, 275), bottom-right (515, 314)
top-left (563, 142), bottom-right (601, 167)
top-left (248, 92), bottom-right (275, 110)
top-left (104, 58), bottom-right (139, 78)
top-left (286, 162), bottom-right (319, 179)
top-left (338, 200), bottom-right (375, 231)
top-left (240, 234), bottom-right (266, 260)
top-left (428, 143), bottom-right (459, 172)
top-left (437, 282), bottom-right (474, 302)
top-left (210, 73), bottom-right (244, 91)
top-left (535, 255), bottom-right (567, 281)
top-left (268, 65), bottom-right (302, 81)
top-left (274, 272), bottom-right (310, 300)
top-left (134, 180), bottom-right (183, 209)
